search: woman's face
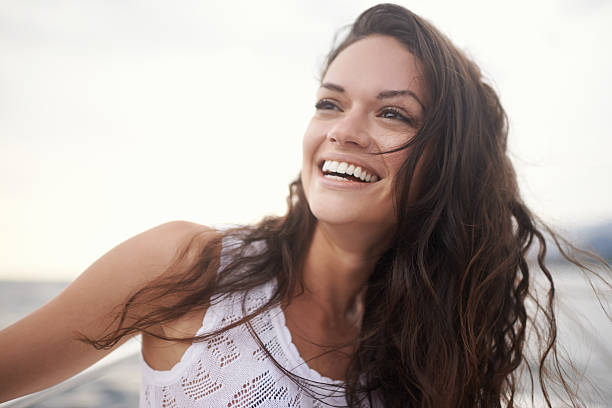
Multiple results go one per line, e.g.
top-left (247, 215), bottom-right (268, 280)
top-left (301, 35), bottom-right (427, 230)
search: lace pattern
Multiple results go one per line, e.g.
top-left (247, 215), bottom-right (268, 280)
top-left (140, 237), bottom-right (349, 408)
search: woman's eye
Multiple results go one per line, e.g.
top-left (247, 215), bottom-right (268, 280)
top-left (315, 99), bottom-right (342, 111)
top-left (378, 108), bottom-right (415, 125)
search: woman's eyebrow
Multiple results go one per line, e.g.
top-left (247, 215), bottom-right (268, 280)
top-left (377, 89), bottom-right (425, 111)
top-left (320, 82), bottom-right (425, 111)
top-left (320, 82), bottom-right (345, 93)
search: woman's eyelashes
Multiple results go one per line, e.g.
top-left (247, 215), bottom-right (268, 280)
top-left (315, 99), bottom-right (417, 127)
top-left (314, 98), bottom-right (342, 111)
top-left (377, 107), bottom-right (417, 127)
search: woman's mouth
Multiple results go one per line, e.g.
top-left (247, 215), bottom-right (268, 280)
top-left (320, 160), bottom-right (380, 183)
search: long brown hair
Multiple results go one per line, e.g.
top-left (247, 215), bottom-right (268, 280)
top-left (86, 4), bottom-right (610, 407)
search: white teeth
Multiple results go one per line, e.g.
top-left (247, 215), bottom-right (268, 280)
top-left (328, 161), bottom-right (339, 172)
top-left (321, 160), bottom-right (379, 183)
top-left (324, 174), bottom-right (348, 181)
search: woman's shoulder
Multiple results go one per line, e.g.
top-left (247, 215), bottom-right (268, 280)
top-left (57, 221), bottom-right (223, 322)
top-left (64, 220), bottom-right (222, 314)
top-left (0, 221), bottom-right (222, 401)
top-left (71, 220), bottom-right (225, 368)
top-left (133, 220), bottom-right (219, 254)
top-left (111, 221), bottom-right (221, 278)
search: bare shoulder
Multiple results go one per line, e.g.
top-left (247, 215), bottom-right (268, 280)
top-left (128, 222), bottom-right (224, 370)
top-left (132, 220), bottom-right (217, 253)
top-left (76, 219), bottom-right (222, 330)
top-left (0, 221), bottom-right (221, 401)
top-left (104, 220), bottom-right (219, 278)
top-left (79, 220), bottom-right (222, 292)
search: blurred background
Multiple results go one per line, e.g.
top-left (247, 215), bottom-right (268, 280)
top-left (1, 0), bottom-right (610, 406)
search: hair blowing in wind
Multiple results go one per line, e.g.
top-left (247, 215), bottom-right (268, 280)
top-left (83, 4), bottom-right (611, 407)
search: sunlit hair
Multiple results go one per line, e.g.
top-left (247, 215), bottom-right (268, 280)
top-left (85, 4), bottom-right (610, 407)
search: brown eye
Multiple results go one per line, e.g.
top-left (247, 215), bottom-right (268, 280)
top-left (315, 99), bottom-right (343, 111)
top-left (378, 107), bottom-right (415, 126)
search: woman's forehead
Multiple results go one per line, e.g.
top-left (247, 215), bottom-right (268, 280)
top-left (322, 35), bottom-right (427, 104)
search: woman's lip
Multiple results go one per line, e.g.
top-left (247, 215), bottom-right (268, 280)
top-left (316, 166), bottom-right (376, 190)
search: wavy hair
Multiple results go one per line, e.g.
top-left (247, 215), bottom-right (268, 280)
top-left (85, 4), bottom-right (610, 407)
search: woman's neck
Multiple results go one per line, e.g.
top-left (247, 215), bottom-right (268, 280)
top-left (298, 221), bottom-right (392, 324)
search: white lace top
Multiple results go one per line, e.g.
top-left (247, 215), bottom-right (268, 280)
top-left (139, 237), bottom-right (349, 408)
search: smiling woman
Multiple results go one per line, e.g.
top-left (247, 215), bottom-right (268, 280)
top-left (302, 35), bottom-right (426, 231)
top-left (0, 3), bottom-right (610, 408)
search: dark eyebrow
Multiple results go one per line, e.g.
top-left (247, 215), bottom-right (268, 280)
top-left (320, 82), bottom-right (345, 93)
top-left (321, 82), bottom-right (425, 112)
top-left (377, 89), bottom-right (425, 111)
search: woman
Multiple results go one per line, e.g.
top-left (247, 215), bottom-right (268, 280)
top-left (0, 4), bottom-right (608, 407)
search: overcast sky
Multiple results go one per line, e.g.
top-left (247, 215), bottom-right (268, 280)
top-left (1, 0), bottom-right (611, 280)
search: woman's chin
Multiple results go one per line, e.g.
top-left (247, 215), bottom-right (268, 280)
top-left (309, 203), bottom-right (394, 231)
top-left (308, 202), bottom-right (357, 225)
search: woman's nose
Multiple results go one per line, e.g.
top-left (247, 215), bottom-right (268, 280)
top-left (326, 110), bottom-right (370, 148)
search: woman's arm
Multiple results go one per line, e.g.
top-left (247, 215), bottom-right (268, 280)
top-left (0, 220), bottom-right (213, 402)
